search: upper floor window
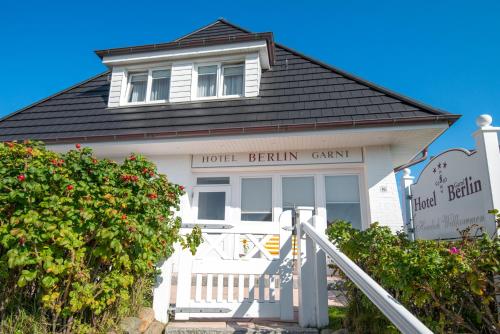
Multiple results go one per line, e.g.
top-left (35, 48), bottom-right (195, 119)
top-left (126, 69), bottom-right (171, 104)
top-left (128, 73), bottom-right (148, 103)
top-left (197, 65), bottom-right (218, 97)
top-left (223, 65), bottom-right (244, 96)
top-left (195, 63), bottom-right (244, 99)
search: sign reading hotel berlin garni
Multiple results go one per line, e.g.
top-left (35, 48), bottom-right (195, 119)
top-left (408, 115), bottom-right (500, 240)
top-left (192, 148), bottom-right (363, 168)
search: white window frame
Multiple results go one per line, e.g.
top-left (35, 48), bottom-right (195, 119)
top-left (192, 61), bottom-right (245, 101)
top-left (192, 185), bottom-right (231, 225)
top-left (123, 66), bottom-right (171, 106)
top-left (323, 174), bottom-right (363, 228)
top-left (239, 176), bottom-right (273, 223)
top-left (221, 64), bottom-right (245, 98)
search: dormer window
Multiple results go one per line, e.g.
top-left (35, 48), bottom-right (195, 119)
top-left (197, 65), bottom-right (218, 97)
top-left (126, 68), bottom-right (171, 104)
top-left (151, 70), bottom-right (171, 101)
top-left (128, 73), bottom-right (148, 103)
top-left (222, 65), bottom-right (244, 96)
top-left (194, 63), bottom-right (244, 100)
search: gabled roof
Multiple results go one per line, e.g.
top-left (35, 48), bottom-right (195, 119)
top-left (0, 19), bottom-right (460, 143)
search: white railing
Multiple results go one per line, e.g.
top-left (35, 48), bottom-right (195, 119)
top-left (296, 207), bottom-right (433, 334)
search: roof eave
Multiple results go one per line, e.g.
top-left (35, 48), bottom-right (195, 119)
top-left (21, 115), bottom-right (460, 145)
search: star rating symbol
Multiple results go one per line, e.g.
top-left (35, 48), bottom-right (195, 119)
top-left (433, 168), bottom-right (437, 173)
top-left (443, 162), bottom-right (447, 168)
top-left (437, 162), bottom-right (442, 169)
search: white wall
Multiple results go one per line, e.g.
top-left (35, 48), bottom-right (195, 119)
top-left (245, 53), bottom-right (260, 97)
top-left (169, 62), bottom-right (193, 103)
top-left (149, 155), bottom-right (195, 224)
top-left (108, 67), bottom-right (125, 108)
top-left (363, 146), bottom-right (404, 232)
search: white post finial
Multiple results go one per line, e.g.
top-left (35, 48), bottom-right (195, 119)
top-left (476, 114), bottom-right (492, 128)
top-left (402, 168), bottom-right (411, 177)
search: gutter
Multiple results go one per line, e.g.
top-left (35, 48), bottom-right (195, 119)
top-left (10, 114), bottom-right (460, 145)
top-left (394, 148), bottom-right (428, 173)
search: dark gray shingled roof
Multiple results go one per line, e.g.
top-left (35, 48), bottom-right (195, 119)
top-left (0, 19), bottom-right (460, 143)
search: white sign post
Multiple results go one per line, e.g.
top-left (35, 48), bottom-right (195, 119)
top-left (403, 115), bottom-right (499, 240)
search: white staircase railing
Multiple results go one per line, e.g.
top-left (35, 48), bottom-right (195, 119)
top-left (296, 207), bottom-right (433, 334)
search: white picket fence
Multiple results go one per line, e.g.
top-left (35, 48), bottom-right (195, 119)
top-left (154, 208), bottom-right (433, 333)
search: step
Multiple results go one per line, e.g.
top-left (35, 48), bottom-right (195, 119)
top-left (165, 320), bottom-right (319, 333)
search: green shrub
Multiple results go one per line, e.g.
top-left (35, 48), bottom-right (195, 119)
top-left (327, 218), bottom-right (499, 334)
top-left (0, 141), bottom-right (201, 333)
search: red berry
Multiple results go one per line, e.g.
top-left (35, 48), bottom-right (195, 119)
top-left (92, 158), bottom-right (98, 164)
top-left (148, 193), bottom-right (158, 199)
top-left (5, 142), bottom-right (14, 148)
top-left (129, 155), bottom-right (136, 161)
top-left (142, 168), bottom-right (149, 174)
top-left (121, 214), bottom-right (127, 220)
top-left (75, 143), bottom-right (81, 149)
top-left (17, 174), bottom-right (25, 182)
top-left (149, 171), bottom-right (154, 177)
top-left (67, 185), bottom-right (74, 191)
top-left (179, 185), bottom-right (185, 191)
top-left (19, 236), bottom-right (26, 246)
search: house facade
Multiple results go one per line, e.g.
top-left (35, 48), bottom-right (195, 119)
top-left (0, 19), bottom-right (460, 234)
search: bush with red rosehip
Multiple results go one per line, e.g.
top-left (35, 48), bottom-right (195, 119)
top-left (0, 141), bottom-right (201, 333)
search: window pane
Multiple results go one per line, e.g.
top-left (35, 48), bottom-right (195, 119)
top-left (197, 177), bottom-right (230, 185)
top-left (223, 65), bottom-right (244, 96)
top-left (152, 69), bottom-right (170, 78)
top-left (198, 66), bottom-right (218, 97)
top-left (282, 177), bottom-right (315, 211)
top-left (223, 74), bottom-right (243, 96)
top-left (151, 77), bottom-right (170, 101)
top-left (223, 66), bottom-right (244, 76)
top-left (128, 74), bottom-right (147, 102)
top-left (325, 175), bottom-right (361, 229)
top-left (326, 203), bottom-right (361, 229)
top-left (198, 192), bottom-right (225, 220)
top-left (198, 65), bottom-right (218, 75)
top-left (241, 178), bottom-right (272, 221)
top-left (325, 176), bottom-right (360, 203)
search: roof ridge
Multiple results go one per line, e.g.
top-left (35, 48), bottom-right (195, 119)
top-left (274, 43), bottom-right (454, 117)
top-left (0, 71), bottom-right (110, 123)
top-left (174, 18), bottom-right (252, 42)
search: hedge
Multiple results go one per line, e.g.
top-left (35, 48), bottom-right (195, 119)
top-left (327, 216), bottom-right (499, 333)
top-left (0, 141), bottom-right (201, 333)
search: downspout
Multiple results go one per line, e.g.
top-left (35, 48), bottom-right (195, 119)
top-left (394, 148), bottom-right (428, 173)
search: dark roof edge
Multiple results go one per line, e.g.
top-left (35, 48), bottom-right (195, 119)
top-left (95, 32), bottom-right (275, 62)
top-left (0, 71), bottom-right (111, 123)
top-left (275, 43), bottom-right (459, 122)
top-left (23, 115), bottom-right (459, 145)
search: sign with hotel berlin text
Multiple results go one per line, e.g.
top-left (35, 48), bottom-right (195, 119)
top-left (192, 148), bottom-right (363, 168)
top-left (410, 149), bottom-right (496, 240)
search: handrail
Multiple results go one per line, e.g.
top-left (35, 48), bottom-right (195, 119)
top-left (301, 218), bottom-right (433, 334)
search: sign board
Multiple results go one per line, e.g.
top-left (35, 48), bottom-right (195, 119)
top-left (410, 149), bottom-right (496, 240)
top-left (192, 148), bottom-right (363, 168)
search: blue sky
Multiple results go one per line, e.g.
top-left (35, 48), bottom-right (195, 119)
top-left (1, 0), bottom-right (499, 177)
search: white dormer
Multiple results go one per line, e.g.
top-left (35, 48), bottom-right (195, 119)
top-left (97, 36), bottom-right (272, 108)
